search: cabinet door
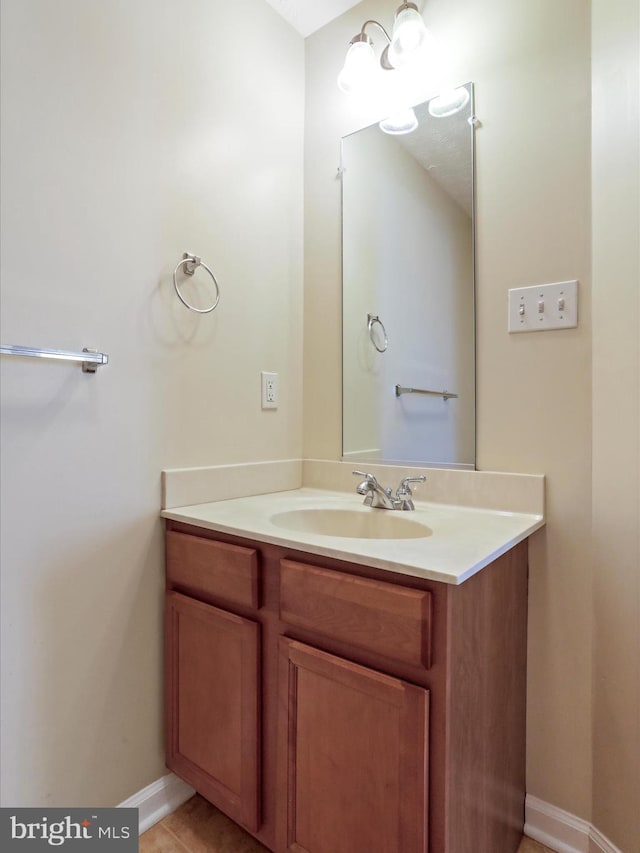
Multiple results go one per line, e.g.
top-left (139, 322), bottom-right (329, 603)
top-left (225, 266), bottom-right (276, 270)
top-left (165, 591), bottom-right (260, 831)
top-left (278, 638), bottom-right (429, 853)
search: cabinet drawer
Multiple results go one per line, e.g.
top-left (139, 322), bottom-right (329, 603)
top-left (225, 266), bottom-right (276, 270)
top-left (166, 531), bottom-right (259, 609)
top-left (279, 560), bottom-right (432, 668)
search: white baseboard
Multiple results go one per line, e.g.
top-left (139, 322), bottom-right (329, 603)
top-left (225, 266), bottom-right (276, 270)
top-left (525, 795), bottom-right (623, 853)
top-left (118, 780), bottom-right (627, 850)
top-left (118, 772), bottom-right (195, 834)
top-left (588, 825), bottom-right (625, 853)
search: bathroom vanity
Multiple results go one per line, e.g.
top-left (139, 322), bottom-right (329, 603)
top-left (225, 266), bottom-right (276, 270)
top-left (162, 485), bottom-right (543, 853)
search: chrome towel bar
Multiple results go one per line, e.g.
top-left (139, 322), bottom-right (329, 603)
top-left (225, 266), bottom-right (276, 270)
top-left (395, 384), bottom-right (458, 401)
top-left (0, 344), bottom-right (109, 373)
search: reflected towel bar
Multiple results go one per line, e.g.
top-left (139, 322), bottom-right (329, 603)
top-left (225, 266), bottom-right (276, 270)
top-left (0, 344), bottom-right (109, 373)
top-left (395, 384), bottom-right (458, 401)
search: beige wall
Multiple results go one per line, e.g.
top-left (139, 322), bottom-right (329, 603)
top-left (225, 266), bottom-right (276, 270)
top-left (0, 0), bottom-right (303, 806)
top-left (591, 0), bottom-right (640, 850)
top-left (305, 0), bottom-right (594, 826)
top-left (1, 0), bottom-right (637, 844)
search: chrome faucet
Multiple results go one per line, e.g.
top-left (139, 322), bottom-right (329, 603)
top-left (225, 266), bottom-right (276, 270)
top-left (353, 471), bottom-right (398, 509)
top-left (353, 471), bottom-right (426, 511)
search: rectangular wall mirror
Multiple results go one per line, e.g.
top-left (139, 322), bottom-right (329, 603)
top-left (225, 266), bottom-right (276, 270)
top-left (341, 82), bottom-right (476, 469)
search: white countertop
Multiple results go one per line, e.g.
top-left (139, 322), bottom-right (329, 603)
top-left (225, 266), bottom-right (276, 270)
top-left (161, 487), bottom-right (544, 585)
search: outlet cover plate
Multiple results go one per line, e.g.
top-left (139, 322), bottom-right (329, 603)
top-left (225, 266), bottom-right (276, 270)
top-left (261, 371), bottom-right (278, 409)
top-left (508, 280), bottom-right (578, 333)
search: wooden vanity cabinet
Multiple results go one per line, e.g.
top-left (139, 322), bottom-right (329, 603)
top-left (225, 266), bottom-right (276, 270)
top-left (164, 520), bottom-right (528, 853)
top-left (164, 532), bottom-right (261, 831)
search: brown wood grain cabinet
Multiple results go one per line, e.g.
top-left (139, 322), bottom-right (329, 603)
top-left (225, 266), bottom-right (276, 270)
top-left (164, 520), bottom-right (529, 853)
top-left (278, 637), bottom-right (429, 853)
top-left (165, 590), bottom-right (260, 831)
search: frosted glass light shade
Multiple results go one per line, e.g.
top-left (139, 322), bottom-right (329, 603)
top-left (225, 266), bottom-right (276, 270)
top-left (428, 87), bottom-right (470, 117)
top-left (379, 108), bottom-right (419, 135)
top-left (388, 4), bottom-right (428, 68)
top-left (337, 40), bottom-right (378, 93)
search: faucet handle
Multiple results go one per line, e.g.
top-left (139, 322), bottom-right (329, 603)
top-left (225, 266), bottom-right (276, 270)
top-left (397, 475), bottom-right (426, 494)
top-left (396, 475), bottom-right (426, 510)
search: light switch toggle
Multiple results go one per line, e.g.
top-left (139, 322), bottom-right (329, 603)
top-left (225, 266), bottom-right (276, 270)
top-left (519, 304), bottom-right (525, 316)
top-left (558, 297), bottom-right (565, 312)
top-left (538, 300), bottom-right (545, 313)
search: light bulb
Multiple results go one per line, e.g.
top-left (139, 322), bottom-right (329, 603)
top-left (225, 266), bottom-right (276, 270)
top-left (388, 3), bottom-right (428, 68)
top-left (337, 39), bottom-right (378, 94)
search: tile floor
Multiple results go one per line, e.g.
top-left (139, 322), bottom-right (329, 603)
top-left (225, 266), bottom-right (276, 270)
top-left (139, 794), bottom-right (558, 853)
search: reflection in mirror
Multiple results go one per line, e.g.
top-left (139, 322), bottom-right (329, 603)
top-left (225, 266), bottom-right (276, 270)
top-left (341, 83), bottom-right (476, 469)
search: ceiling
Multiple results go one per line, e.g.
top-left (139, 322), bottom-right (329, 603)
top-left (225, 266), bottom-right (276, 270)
top-left (397, 97), bottom-right (473, 216)
top-left (262, 0), bottom-right (362, 37)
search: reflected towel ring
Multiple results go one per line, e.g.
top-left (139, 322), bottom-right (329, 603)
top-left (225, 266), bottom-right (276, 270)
top-left (173, 252), bottom-right (220, 314)
top-left (367, 313), bottom-right (388, 353)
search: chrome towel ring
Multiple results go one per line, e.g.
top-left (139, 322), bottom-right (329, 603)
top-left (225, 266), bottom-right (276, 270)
top-left (367, 313), bottom-right (388, 353)
top-left (173, 252), bottom-right (220, 314)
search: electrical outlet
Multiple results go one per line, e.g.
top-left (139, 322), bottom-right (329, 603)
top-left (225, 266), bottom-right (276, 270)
top-left (261, 371), bottom-right (278, 409)
top-left (508, 280), bottom-right (578, 332)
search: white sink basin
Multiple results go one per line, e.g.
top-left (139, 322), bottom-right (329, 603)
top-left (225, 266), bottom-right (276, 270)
top-left (269, 508), bottom-right (432, 540)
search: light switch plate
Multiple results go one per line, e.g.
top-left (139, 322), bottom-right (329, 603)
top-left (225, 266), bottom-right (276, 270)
top-left (508, 280), bottom-right (578, 333)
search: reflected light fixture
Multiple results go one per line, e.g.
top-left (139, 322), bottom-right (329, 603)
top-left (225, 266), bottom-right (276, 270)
top-left (337, 3), bottom-right (429, 93)
top-left (428, 86), bottom-right (470, 117)
top-left (378, 108), bottom-right (419, 135)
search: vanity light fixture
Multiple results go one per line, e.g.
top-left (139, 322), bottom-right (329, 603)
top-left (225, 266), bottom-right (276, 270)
top-left (337, 2), bottom-right (429, 93)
